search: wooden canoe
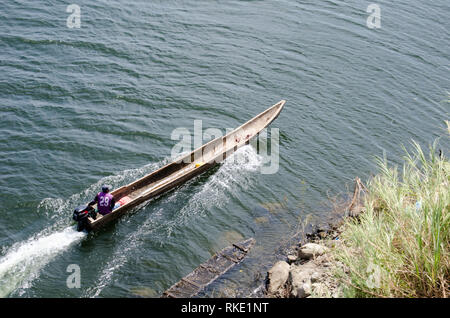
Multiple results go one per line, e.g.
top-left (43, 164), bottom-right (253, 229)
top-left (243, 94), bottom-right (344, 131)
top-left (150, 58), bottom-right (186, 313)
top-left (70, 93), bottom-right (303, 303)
top-left (85, 100), bottom-right (286, 231)
top-left (162, 238), bottom-right (256, 298)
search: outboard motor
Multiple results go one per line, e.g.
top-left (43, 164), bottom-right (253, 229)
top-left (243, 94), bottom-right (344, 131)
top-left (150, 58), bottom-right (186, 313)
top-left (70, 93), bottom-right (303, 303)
top-left (73, 205), bottom-right (96, 232)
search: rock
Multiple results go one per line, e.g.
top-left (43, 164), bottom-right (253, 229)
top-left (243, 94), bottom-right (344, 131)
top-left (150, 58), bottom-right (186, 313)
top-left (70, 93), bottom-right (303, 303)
top-left (266, 261), bottom-right (290, 297)
top-left (298, 243), bottom-right (328, 260)
top-left (288, 263), bottom-right (315, 297)
top-left (311, 271), bottom-right (320, 283)
top-left (302, 282), bottom-right (312, 296)
top-left (294, 282), bottom-right (311, 298)
top-left (287, 254), bottom-right (297, 264)
top-left (296, 284), bottom-right (311, 298)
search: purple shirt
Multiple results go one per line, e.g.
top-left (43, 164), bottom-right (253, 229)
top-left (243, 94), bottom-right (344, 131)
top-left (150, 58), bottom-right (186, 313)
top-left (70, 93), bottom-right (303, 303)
top-left (96, 192), bottom-right (114, 215)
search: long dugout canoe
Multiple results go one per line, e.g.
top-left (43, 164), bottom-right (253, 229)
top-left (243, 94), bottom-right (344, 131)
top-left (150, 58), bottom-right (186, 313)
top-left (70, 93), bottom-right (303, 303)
top-left (84, 100), bottom-right (286, 231)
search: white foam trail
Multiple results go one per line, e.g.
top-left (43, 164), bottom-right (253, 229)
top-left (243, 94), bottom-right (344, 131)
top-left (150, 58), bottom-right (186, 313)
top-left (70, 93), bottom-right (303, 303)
top-left (0, 227), bottom-right (86, 297)
top-left (83, 145), bottom-right (262, 297)
top-left (0, 159), bottom-right (168, 298)
top-left (164, 145), bottom-right (262, 235)
top-left (82, 215), bottom-right (159, 298)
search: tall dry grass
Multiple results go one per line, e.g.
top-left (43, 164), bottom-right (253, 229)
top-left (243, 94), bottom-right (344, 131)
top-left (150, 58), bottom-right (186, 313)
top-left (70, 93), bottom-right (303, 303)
top-left (333, 138), bottom-right (449, 297)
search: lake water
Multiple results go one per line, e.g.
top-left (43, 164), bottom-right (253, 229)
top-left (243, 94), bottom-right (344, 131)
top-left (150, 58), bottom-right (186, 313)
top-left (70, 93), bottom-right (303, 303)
top-left (0, 0), bottom-right (448, 297)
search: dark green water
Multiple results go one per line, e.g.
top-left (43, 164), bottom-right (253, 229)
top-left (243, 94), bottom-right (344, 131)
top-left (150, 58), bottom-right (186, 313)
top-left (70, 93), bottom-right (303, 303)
top-left (0, 0), bottom-right (448, 297)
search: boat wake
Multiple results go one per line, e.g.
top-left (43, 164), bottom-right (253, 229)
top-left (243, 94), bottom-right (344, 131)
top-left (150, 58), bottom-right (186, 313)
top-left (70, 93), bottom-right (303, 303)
top-left (82, 215), bottom-right (160, 298)
top-left (0, 146), bottom-right (261, 297)
top-left (164, 144), bottom-right (262, 236)
top-left (0, 160), bottom-right (166, 298)
top-left (0, 226), bottom-right (86, 297)
top-left (83, 145), bottom-right (262, 297)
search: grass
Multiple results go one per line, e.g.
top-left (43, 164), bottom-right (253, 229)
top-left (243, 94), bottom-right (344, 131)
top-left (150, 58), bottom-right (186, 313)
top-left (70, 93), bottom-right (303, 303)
top-left (333, 137), bottom-right (449, 297)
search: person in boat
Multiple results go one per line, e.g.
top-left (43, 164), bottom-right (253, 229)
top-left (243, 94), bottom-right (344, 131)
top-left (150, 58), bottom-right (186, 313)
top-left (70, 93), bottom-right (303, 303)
top-left (88, 184), bottom-right (115, 216)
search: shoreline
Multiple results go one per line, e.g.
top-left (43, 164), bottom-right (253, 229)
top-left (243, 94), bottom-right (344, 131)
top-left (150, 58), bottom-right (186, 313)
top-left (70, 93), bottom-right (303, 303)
top-left (263, 178), bottom-right (365, 298)
top-left (262, 134), bottom-right (449, 298)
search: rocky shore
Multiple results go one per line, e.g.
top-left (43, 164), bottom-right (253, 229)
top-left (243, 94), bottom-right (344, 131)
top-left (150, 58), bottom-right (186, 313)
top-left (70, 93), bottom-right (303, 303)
top-left (266, 236), bottom-right (344, 298)
top-left (263, 136), bottom-right (449, 299)
top-left (263, 178), bottom-right (366, 298)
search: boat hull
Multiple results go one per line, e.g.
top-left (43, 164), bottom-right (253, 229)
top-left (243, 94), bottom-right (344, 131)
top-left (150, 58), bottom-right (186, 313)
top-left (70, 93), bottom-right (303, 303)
top-left (84, 100), bottom-right (286, 231)
top-left (162, 238), bottom-right (256, 298)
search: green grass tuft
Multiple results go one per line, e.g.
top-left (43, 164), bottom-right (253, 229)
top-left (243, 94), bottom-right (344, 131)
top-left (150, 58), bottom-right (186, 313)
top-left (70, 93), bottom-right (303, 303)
top-left (333, 140), bottom-right (449, 297)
